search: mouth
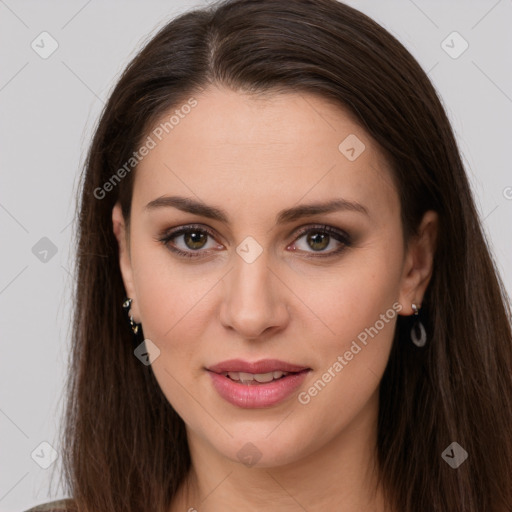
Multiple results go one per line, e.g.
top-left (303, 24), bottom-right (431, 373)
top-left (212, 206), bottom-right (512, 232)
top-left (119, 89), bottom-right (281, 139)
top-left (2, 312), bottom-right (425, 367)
top-left (206, 359), bottom-right (311, 408)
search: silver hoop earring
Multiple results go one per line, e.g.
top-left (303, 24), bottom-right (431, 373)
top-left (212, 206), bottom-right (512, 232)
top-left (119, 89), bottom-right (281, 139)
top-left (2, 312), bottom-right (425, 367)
top-left (410, 303), bottom-right (427, 347)
top-left (122, 297), bottom-right (142, 336)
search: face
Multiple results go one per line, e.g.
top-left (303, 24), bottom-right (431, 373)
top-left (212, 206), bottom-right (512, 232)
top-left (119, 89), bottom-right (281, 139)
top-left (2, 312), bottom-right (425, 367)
top-left (113, 85), bottom-right (436, 468)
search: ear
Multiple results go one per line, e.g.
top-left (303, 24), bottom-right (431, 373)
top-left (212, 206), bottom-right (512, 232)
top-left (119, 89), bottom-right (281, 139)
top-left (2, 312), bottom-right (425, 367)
top-left (397, 210), bottom-right (438, 315)
top-left (112, 202), bottom-right (140, 321)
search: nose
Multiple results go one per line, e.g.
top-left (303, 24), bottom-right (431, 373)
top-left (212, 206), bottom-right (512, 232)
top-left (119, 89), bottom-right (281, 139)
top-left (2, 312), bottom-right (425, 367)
top-left (218, 250), bottom-right (290, 340)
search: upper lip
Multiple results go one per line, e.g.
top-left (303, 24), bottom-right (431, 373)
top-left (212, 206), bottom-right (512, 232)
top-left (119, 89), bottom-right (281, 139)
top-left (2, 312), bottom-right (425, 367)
top-left (207, 359), bottom-right (310, 374)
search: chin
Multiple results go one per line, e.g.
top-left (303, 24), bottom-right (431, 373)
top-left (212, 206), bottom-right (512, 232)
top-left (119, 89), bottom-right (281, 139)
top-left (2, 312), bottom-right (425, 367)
top-left (210, 425), bottom-right (314, 469)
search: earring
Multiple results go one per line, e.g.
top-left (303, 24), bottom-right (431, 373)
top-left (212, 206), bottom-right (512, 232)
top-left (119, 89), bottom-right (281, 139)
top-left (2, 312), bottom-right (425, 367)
top-left (122, 297), bottom-right (142, 336)
top-left (410, 303), bottom-right (427, 347)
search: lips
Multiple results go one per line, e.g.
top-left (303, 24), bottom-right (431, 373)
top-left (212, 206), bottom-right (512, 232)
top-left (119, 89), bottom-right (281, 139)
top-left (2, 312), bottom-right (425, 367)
top-left (206, 359), bottom-right (311, 408)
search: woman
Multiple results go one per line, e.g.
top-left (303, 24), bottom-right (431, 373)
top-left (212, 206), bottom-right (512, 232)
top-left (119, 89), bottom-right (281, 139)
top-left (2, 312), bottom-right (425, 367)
top-left (25, 0), bottom-right (512, 510)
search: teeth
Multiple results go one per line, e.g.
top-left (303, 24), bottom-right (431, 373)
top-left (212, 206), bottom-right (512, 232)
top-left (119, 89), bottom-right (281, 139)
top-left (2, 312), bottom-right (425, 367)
top-left (239, 372), bottom-right (257, 382)
top-left (223, 371), bottom-right (290, 383)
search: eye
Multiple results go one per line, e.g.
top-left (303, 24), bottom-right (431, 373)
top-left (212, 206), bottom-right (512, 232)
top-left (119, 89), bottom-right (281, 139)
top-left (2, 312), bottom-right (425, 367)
top-left (288, 224), bottom-right (351, 258)
top-left (156, 223), bottom-right (351, 260)
top-left (156, 224), bottom-right (221, 259)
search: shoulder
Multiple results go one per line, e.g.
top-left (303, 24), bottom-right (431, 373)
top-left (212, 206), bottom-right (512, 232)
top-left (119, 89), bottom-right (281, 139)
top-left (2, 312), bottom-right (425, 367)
top-left (23, 498), bottom-right (76, 512)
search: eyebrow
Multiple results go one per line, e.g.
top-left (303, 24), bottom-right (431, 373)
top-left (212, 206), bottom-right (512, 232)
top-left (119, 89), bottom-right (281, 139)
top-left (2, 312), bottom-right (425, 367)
top-left (144, 195), bottom-right (369, 224)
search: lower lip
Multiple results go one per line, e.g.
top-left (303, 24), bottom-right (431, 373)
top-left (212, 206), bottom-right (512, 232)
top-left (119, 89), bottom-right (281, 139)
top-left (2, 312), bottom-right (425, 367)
top-left (207, 370), bottom-right (310, 408)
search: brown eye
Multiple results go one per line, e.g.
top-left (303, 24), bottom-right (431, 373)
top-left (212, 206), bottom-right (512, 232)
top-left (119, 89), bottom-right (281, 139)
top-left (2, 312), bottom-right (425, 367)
top-left (157, 224), bottom-right (221, 259)
top-left (290, 225), bottom-right (352, 258)
top-left (306, 232), bottom-right (330, 251)
top-left (182, 230), bottom-right (208, 250)
top-left (157, 223), bottom-right (351, 260)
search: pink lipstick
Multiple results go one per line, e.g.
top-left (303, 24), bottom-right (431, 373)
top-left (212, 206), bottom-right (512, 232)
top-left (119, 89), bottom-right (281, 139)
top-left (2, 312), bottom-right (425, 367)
top-left (206, 359), bottom-right (311, 408)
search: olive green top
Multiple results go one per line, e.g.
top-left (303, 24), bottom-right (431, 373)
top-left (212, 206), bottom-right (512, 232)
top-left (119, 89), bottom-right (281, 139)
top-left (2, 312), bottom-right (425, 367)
top-left (24, 499), bottom-right (75, 512)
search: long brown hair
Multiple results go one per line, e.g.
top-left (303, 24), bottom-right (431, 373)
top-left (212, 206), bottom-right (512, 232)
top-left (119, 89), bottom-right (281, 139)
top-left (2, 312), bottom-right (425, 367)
top-left (55, 0), bottom-right (512, 510)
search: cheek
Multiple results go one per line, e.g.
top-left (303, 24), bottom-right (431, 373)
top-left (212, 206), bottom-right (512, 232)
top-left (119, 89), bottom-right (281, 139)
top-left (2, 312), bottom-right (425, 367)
top-left (295, 244), bottom-right (402, 426)
top-left (129, 243), bottom-right (206, 358)
top-left (129, 247), bottom-right (213, 423)
top-left (307, 243), bottom-right (403, 350)
top-left (296, 243), bottom-right (402, 409)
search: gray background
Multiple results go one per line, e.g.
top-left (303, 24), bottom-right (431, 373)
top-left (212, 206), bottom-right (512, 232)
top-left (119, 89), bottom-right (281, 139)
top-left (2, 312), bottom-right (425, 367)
top-left (1, 0), bottom-right (511, 510)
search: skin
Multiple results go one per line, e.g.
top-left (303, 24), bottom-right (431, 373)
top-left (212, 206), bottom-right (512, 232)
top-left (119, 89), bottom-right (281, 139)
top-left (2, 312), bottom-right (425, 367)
top-left (112, 85), bottom-right (438, 511)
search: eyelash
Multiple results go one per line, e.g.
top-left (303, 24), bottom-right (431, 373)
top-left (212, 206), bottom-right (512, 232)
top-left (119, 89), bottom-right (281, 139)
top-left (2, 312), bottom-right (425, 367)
top-left (155, 223), bottom-right (352, 260)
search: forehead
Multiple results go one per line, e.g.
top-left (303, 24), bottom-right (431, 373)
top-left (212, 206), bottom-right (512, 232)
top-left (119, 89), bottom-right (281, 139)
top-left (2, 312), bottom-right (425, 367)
top-left (131, 86), bottom-right (398, 223)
